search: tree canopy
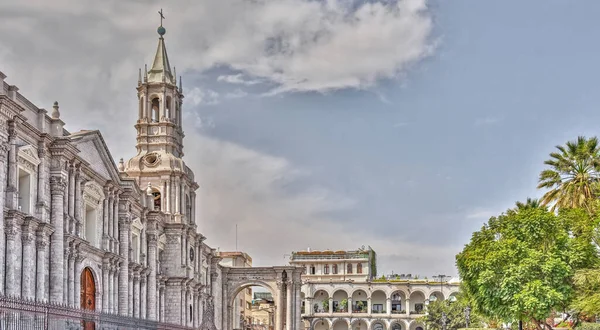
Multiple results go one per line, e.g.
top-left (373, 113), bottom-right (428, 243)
top-left (456, 206), bottom-right (598, 329)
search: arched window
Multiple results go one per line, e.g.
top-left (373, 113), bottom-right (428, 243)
top-left (190, 305), bottom-right (193, 322)
top-left (166, 96), bottom-right (172, 119)
top-left (347, 264), bottom-right (353, 274)
top-left (152, 189), bottom-right (162, 211)
top-left (324, 265), bottom-right (329, 274)
top-left (151, 98), bottom-right (160, 122)
top-left (357, 263), bottom-right (362, 274)
top-left (332, 264), bottom-right (338, 274)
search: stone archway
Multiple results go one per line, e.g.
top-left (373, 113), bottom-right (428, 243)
top-left (223, 266), bottom-right (304, 330)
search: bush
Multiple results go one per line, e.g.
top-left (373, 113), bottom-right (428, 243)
top-left (578, 323), bottom-right (600, 330)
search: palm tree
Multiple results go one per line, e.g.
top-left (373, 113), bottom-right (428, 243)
top-left (514, 197), bottom-right (544, 211)
top-left (537, 136), bottom-right (600, 212)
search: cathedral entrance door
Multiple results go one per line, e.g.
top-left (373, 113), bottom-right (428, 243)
top-left (80, 267), bottom-right (96, 330)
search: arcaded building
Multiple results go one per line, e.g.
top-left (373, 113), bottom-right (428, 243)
top-left (290, 248), bottom-right (460, 330)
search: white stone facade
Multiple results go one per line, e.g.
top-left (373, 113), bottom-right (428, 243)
top-left (300, 280), bottom-right (460, 330)
top-left (0, 25), bottom-right (227, 328)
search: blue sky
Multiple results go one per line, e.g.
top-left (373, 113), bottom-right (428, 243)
top-left (2, 0), bottom-right (600, 276)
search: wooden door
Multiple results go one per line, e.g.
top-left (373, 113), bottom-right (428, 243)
top-left (80, 267), bottom-right (96, 330)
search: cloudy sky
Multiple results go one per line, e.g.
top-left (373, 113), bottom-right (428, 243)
top-left (2, 0), bottom-right (600, 277)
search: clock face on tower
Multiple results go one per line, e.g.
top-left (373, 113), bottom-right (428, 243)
top-left (190, 248), bottom-right (195, 262)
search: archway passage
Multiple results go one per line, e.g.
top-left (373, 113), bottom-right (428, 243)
top-left (80, 267), bottom-right (96, 330)
top-left (223, 266), bottom-right (304, 330)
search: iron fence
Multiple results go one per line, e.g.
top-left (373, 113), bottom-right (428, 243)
top-left (0, 295), bottom-right (195, 330)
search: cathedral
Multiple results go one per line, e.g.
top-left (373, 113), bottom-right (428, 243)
top-left (0, 19), bottom-right (224, 328)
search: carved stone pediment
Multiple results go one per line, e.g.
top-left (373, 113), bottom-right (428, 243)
top-left (18, 144), bottom-right (41, 170)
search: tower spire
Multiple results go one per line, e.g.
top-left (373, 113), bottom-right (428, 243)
top-left (147, 9), bottom-right (173, 84)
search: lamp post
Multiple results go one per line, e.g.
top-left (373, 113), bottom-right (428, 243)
top-left (432, 274), bottom-right (450, 299)
top-left (441, 312), bottom-right (447, 330)
top-left (464, 306), bottom-right (471, 328)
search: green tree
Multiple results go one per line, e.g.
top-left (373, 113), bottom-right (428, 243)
top-left (537, 136), bottom-right (600, 212)
top-left (419, 298), bottom-right (483, 330)
top-left (571, 268), bottom-right (600, 317)
top-left (456, 207), bottom-right (597, 330)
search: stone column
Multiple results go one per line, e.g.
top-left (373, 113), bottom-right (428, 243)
top-left (147, 232), bottom-right (158, 320)
top-left (405, 299), bottom-right (410, 316)
top-left (191, 192), bottom-right (196, 224)
top-left (74, 167), bottom-right (82, 237)
top-left (0, 142), bottom-right (10, 295)
top-left (286, 280), bottom-right (293, 330)
top-left (166, 179), bottom-right (171, 213)
top-left (108, 191), bottom-right (114, 249)
top-left (68, 164), bottom-right (75, 218)
top-left (181, 231), bottom-right (187, 266)
top-left (102, 261), bottom-right (109, 312)
top-left (36, 144), bottom-right (48, 222)
top-left (386, 297), bottom-right (391, 316)
top-left (347, 297), bottom-right (352, 315)
top-left (140, 274), bottom-right (147, 319)
top-left (175, 177), bottom-right (180, 213)
top-left (75, 253), bottom-right (84, 308)
top-left (128, 274), bottom-right (134, 317)
top-left (118, 215), bottom-right (130, 315)
top-left (295, 279), bottom-right (302, 330)
top-left (102, 192), bottom-right (109, 250)
top-left (160, 286), bottom-right (166, 322)
top-left (6, 124), bottom-right (18, 210)
top-left (275, 274), bottom-right (284, 330)
top-left (192, 292), bottom-right (198, 327)
top-left (35, 225), bottom-right (52, 302)
top-left (69, 251), bottom-right (76, 307)
top-left (20, 219), bottom-right (38, 300)
top-left (113, 267), bottom-right (119, 314)
top-left (5, 212), bottom-right (23, 297)
top-left (113, 193), bottom-right (119, 253)
top-left (133, 273), bottom-right (140, 318)
top-left (162, 181), bottom-right (167, 211)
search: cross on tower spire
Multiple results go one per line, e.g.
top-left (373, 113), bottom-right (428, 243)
top-left (158, 8), bottom-right (165, 27)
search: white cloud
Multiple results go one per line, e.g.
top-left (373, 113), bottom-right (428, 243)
top-left (0, 0), bottom-right (434, 96)
top-left (186, 87), bottom-right (220, 106)
top-left (217, 74), bottom-right (262, 86)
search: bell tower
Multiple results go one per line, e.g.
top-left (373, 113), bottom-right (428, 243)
top-left (125, 13), bottom-right (198, 225)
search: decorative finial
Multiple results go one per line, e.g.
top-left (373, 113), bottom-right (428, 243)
top-left (138, 68), bottom-right (142, 85)
top-left (118, 158), bottom-right (125, 172)
top-left (157, 9), bottom-right (166, 36)
top-left (144, 64), bottom-right (148, 82)
top-left (179, 76), bottom-right (182, 92)
top-left (51, 101), bottom-right (60, 119)
top-left (146, 182), bottom-right (153, 196)
top-left (173, 66), bottom-right (177, 84)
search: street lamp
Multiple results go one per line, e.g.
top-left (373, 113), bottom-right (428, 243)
top-left (432, 274), bottom-right (450, 297)
top-left (464, 306), bottom-right (471, 328)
